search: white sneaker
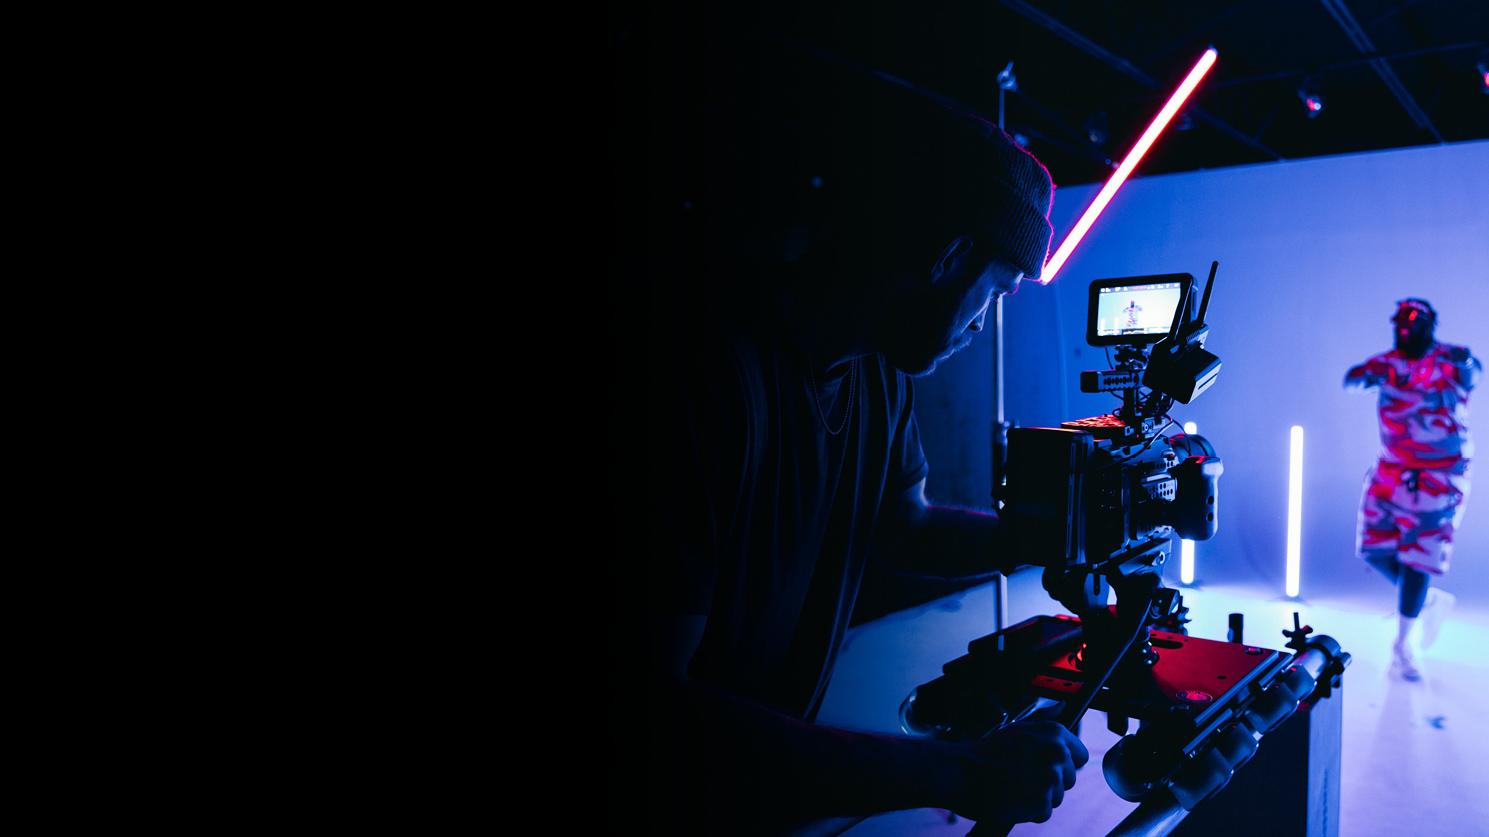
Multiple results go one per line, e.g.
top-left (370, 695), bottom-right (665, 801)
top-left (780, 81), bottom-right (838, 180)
top-left (1392, 641), bottom-right (1422, 682)
top-left (1419, 589), bottom-right (1455, 650)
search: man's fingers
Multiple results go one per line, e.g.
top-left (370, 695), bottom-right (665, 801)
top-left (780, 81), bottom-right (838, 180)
top-left (1059, 757), bottom-right (1078, 790)
top-left (1014, 717), bottom-right (1088, 767)
top-left (1030, 796), bottom-right (1054, 824)
top-left (1024, 699), bottom-right (1064, 723)
top-left (1062, 728), bottom-right (1090, 768)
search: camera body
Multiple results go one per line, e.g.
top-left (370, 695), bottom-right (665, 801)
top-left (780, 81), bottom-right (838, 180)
top-left (1002, 423), bottom-right (1221, 569)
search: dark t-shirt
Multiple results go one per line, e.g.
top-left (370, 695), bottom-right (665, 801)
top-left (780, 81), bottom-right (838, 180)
top-left (655, 338), bottom-right (928, 721)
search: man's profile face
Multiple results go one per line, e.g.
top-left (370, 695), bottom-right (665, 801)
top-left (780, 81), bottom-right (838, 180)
top-left (880, 241), bottom-right (1025, 377)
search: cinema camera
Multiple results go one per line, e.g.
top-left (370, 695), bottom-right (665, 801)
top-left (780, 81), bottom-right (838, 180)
top-left (900, 264), bottom-right (1352, 836)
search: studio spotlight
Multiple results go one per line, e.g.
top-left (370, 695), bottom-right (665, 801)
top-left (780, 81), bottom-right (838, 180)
top-left (1298, 88), bottom-right (1324, 118)
top-left (997, 61), bottom-right (1018, 93)
top-left (1085, 112), bottom-right (1109, 146)
top-left (995, 62), bottom-right (1017, 132)
top-left (1478, 61), bottom-right (1488, 95)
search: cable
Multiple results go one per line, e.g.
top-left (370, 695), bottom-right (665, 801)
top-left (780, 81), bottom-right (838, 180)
top-left (1058, 574), bottom-right (1160, 730)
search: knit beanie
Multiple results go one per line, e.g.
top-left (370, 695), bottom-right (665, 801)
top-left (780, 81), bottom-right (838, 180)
top-left (974, 129), bottom-right (1055, 281)
top-left (774, 74), bottom-right (1057, 284)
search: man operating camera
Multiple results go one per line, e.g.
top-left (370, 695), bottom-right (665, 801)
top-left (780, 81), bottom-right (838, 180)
top-left (643, 45), bottom-right (1087, 835)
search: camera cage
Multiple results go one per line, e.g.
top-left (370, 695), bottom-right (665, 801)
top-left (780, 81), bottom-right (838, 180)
top-left (1001, 263), bottom-right (1225, 575)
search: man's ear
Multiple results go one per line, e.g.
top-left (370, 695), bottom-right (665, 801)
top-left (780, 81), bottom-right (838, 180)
top-left (930, 236), bottom-right (975, 285)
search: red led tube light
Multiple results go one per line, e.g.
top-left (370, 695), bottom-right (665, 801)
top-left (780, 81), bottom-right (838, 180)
top-left (1039, 48), bottom-right (1219, 285)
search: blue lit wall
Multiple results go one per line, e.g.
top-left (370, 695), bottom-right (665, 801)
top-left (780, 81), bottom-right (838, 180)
top-left (917, 140), bottom-right (1489, 608)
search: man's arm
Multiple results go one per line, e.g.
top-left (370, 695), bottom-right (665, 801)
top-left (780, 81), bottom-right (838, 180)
top-left (651, 613), bottom-right (956, 820)
top-left (1344, 356), bottom-right (1392, 391)
top-left (649, 466), bottom-right (1077, 827)
top-left (875, 478), bottom-right (1023, 580)
top-left (650, 613), bottom-right (1086, 829)
top-left (1446, 345), bottom-right (1480, 391)
top-left (648, 351), bottom-right (1081, 828)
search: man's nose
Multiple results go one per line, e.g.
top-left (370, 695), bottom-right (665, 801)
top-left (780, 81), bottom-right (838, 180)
top-left (969, 307), bottom-right (988, 333)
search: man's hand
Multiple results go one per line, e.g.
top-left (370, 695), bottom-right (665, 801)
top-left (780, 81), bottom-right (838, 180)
top-left (1344, 359), bottom-right (1392, 390)
top-left (943, 719), bottom-right (1090, 825)
top-left (1445, 345), bottom-right (1480, 390)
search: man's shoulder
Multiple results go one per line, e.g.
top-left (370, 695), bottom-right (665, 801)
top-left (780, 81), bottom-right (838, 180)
top-left (1366, 348), bottom-right (1402, 367)
top-left (871, 352), bottom-right (911, 387)
top-left (858, 353), bottom-right (915, 415)
top-left (673, 335), bottom-right (782, 431)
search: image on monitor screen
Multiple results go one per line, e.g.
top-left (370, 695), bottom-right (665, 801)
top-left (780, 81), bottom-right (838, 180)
top-left (1095, 282), bottom-right (1183, 338)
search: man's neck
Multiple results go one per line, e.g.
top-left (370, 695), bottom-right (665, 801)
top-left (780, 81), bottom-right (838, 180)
top-left (1395, 339), bottom-right (1433, 360)
top-left (781, 284), bottom-right (877, 377)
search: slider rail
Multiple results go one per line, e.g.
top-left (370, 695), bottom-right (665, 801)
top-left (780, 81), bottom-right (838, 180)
top-left (1103, 638), bottom-right (1346, 837)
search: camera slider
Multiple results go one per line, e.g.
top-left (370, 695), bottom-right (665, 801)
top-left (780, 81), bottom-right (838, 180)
top-left (902, 610), bottom-right (1352, 835)
top-left (924, 612), bottom-right (1287, 727)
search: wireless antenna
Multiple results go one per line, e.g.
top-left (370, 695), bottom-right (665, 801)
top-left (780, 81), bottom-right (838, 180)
top-left (1166, 280), bottom-right (1193, 344)
top-left (1196, 261), bottom-right (1219, 326)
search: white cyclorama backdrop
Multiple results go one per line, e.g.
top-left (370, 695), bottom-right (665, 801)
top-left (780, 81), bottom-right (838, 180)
top-left (915, 140), bottom-right (1489, 610)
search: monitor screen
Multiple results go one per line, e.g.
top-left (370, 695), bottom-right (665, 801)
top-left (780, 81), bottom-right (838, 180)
top-left (1094, 282), bottom-right (1184, 340)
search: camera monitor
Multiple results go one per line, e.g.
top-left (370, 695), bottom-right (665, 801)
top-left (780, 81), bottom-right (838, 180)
top-left (1086, 273), bottom-right (1193, 346)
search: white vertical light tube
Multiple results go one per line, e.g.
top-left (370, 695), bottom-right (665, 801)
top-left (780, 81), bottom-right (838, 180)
top-left (1286, 425), bottom-right (1304, 598)
top-left (1180, 421), bottom-right (1198, 585)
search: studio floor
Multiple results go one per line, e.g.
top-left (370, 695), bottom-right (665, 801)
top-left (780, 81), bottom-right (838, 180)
top-left (816, 572), bottom-right (1489, 836)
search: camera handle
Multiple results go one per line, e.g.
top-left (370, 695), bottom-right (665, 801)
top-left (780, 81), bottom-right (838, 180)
top-left (968, 551), bottom-right (1170, 837)
top-left (1061, 571), bottom-right (1164, 729)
